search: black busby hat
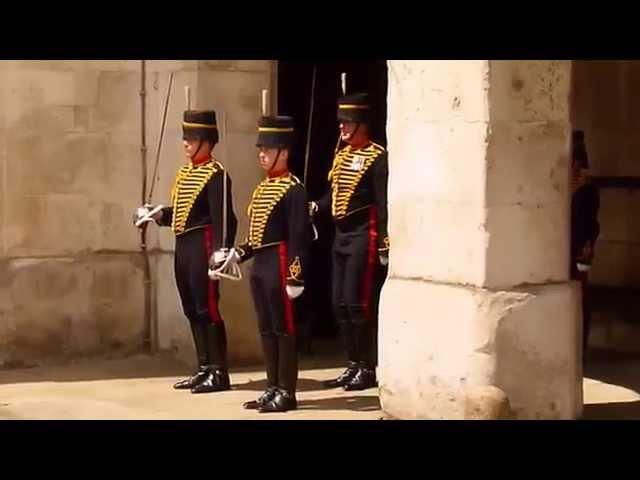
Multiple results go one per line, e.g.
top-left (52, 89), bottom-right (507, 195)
top-left (572, 129), bottom-right (589, 169)
top-left (183, 110), bottom-right (219, 144)
top-left (256, 116), bottom-right (295, 148)
top-left (337, 93), bottom-right (371, 124)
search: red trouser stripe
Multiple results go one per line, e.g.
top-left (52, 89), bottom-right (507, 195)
top-left (278, 243), bottom-right (296, 335)
top-left (204, 226), bottom-right (222, 324)
top-left (361, 208), bottom-right (378, 321)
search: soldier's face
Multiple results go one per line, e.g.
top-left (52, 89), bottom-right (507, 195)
top-left (258, 147), bottom-right (288, 172)
top-left (183, 138), bottom-right (212, 161)
top-left (339, 122), bottom-right (357, 142)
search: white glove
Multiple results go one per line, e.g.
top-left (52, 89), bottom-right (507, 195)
top-left (379, 252), bottom-right (389, 266)
top-left (133, 204), bottom-right (164, 228)
top-left (286, 285), bottom-right (304, 299)
top-left (209, 248), bottom-right (242, 281)
top-left (308, 201), bottom-right (319, 217)
top-left (576, 262), bottom-right (591, 272)
top-left (210, 248), bottom-right (240, 268)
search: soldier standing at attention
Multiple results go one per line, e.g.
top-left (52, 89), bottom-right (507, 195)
top-left (212, 114), bottom-right (310, 413)
top-left (310, 92), bottom-right (389, 392)
top-left (134, 110), bottom-right (238, 394)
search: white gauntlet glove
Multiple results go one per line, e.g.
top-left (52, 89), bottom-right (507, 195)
top-left (133, 204), bottom-right (164, 228)
top-left (285, 285), bottom-right (305, 299)
top-left (208, 248), bottom-right (242, 281)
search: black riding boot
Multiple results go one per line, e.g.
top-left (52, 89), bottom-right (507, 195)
top-left (174, 322), bottom-right (209, 390)
top-left (324, 320), bottom-right (359, 389)
top-left (260, 335), bottom-right (298, 413)
top-left (244, 335), bottom-right (279, 410)
top-left (191, 323), bottom-right (231, 394)
top-left (344, 322), bottom-right (376, 391)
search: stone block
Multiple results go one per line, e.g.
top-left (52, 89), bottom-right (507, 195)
top-left (198, 60), bottom-right (273, 73)
top-left (378, 277), bottom-right (582, 419)
top-left (485, 201), bottom-right (569, 287)
top-left (489, 61), bottom-right (571, 124)
top-left (388, 195), bottom-right (487, 286)
top-left (387, 60), bottom-right (489, 124)
top-left (5, 193), bottom-right (94, 257)
top-left (93, 71), bottom-right (140, 133)
top-left (194, 70), bottom-right (271, 134)
top-left (0, 256), bottom-right (144, 368)
top-left (388, 119), bottom-right (489, 205)
top-left (486, 120), bottom-right (569, 208)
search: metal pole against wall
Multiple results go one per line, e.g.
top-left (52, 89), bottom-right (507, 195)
top-left (139, 60), bottom-right (154, 353)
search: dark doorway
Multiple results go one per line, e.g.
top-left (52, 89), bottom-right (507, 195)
top-left (277, 61), bottom-right (388, 346)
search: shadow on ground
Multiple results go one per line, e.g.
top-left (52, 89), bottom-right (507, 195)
top-left (298, 395), bottom-right (381, 413)
top-left (0, 354), bottom-right (189, 385)
top-left (233, 377), bottom-right (328, 393)
top-left (582, 347), bottom-right (640, 419)
top-left (583, 401), bottom-right (640, 420)
top-left (584, 347), bottom-right (640, 394)
top-left (0, 340), bottom-right (348, 387)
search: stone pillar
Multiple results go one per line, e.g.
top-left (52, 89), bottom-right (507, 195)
top-left (379, 60), bottom-right (582, 419)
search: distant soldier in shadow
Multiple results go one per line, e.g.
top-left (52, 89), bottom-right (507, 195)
top-left (570, 130), bottom-right (600, 357)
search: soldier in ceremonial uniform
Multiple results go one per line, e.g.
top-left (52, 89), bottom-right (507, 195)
top-left (134, 110), bottom-right (238, 394)
top-left (309, 92), bottom-right (389, 391)
top-left (213, 115), bottom-right (310, 413)
top-left (570, 130), bottom-right (600, 354)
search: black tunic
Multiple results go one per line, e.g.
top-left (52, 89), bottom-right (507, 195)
top-left (570, 181), bottom-right (600, 274)
top-left (155, 160), bottom-right (238, 325)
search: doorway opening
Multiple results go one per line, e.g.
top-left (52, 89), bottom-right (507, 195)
top-left (276, 60), bottom-right (388, 350)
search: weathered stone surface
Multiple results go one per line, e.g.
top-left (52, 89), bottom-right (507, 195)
top-left (382, 60), bottom-right (579, 420)
top-left (387, 60), bottom-right (571, 289)
top-left (485, 202), bottom-right (569, 287)
top-left (378, 278), bottom-right (581, 419)
top-left (464, 385), bottom-right (514, 420)
top-left (198, 60), bottom-right (272, 73)
top-left (194, 70), bottom-right (271, 134)
top-left (0, 256), bottom-right (144, 368)
top-left (489, 60), bottom-right (571, 123)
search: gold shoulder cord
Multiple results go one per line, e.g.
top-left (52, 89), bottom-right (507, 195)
top-left (171, 162), bottom-right (219, 234)
top-left (248, 175), bottom-right (296, 247)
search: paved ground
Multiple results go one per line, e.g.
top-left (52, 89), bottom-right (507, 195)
top-left (0, 353), bottom-right (382, 420)
top-left (582, 349), bottom-right (640, 419)
top-left (1, 347), bottom-right (639, 420)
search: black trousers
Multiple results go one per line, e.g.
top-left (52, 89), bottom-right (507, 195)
top-left (249, 244), bottom-right (298, 394)
top-left (331, 208), bottom-right (381, 368)
top-left (571, 265), bottom-right (592, 353)
top-left (174, 226), bottom-right (228, 371)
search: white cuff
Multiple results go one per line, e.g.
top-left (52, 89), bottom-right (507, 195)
top-left (286, 285), bottom-right (304, 299)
